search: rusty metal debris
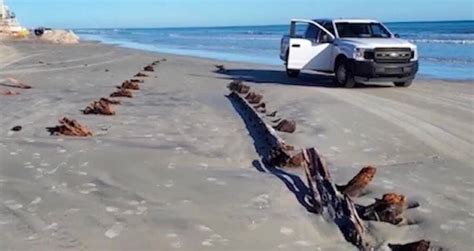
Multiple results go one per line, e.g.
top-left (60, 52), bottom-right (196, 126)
top-left (119, 80), bottom-right (140, 90)
top-left (82, 99), bottom-right (117, 115)
top-left (0, 78), bottom-right (32, 89)
top-left (134, 72), bottom-right (149, 77)
top-left (337, 167), bottom-right (377, 198)
top-left (273, 119), bottom-right (296, 133)
top-left (245, 92), bottom-right (263, 104)
top-left (110, 88), bottom-right (133, 98)
top-left (144, 65), bottom-right (155, 72)
top-left (47, 117), bottom-right (93, 137)
top-left (388, 240), bottom-right (431, 251)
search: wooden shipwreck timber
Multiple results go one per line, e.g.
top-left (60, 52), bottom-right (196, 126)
top-left (227, 80), bottom-right (439, 251)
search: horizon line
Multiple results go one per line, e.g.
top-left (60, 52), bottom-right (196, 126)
top-left (68, 19), bottom-right (473, 30)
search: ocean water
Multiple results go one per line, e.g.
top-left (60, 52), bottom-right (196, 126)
top-left (75, 21), bottom-right (474, 80)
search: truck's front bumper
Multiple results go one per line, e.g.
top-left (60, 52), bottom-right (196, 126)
top-left (349, 60), bottom-right (418, 82)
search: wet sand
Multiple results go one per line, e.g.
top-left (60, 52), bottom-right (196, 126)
top-left (0, 41), bottom-right (473, 250)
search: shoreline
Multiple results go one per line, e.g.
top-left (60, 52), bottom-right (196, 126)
top-left (78, 38), bottom-right (474, 83)
top-left (1, 41), bottom-right (473, 250)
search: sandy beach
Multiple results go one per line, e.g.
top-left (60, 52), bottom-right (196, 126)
top-left (0, 41), bottom-right (473, 250)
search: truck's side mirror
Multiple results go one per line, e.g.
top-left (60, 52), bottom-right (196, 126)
top-left (321, 34), bottom-right (334, 43)
top-left (394, 33), bottom-right (400, 38)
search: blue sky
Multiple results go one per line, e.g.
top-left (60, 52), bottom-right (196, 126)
top-left (6, 0), bottom-right (474, 28)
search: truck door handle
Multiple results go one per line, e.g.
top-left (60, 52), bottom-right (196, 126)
top-left (292, 44), bottom-right (301, 48)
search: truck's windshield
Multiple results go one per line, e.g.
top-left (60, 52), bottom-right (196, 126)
top-left (336, 23), bottom-right (391, 38)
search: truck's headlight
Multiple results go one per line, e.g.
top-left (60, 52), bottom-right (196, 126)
top-left (353, 48), bottom-right (366, 60)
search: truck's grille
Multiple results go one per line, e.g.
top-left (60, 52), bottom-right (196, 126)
top-left (373, 48), bottom-right (413, 63)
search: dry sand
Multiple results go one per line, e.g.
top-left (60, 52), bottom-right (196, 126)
top-left (0, 41), bottom-right (473, 250)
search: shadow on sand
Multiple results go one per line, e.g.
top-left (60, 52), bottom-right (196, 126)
top-left (216, 68), bottom-right (392, 88)
top-left (227, 94), bottom-right (317, 213)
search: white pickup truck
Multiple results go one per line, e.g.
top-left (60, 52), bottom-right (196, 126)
top-left (280, 19), bottom-right (418, 87)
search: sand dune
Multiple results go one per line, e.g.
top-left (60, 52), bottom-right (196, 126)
top-left (0, 41), bottom-right (473, 250)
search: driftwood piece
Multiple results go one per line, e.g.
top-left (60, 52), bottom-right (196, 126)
top-left (337, 167), bottom-right (377, 198)
top-left (358, 193), bottom-right (408, 225)
top-left (130, 79), bottom-right (144, 83)
top-left (389, 240), bottom-right (431, 251)
top-left (0, 78), bottom-right (32, 89)
top-left (227, 80), bottom-right (250, 94)
top-left (245, 92), bottom-right (263, 104)
top-left (253, 102), bottom-right (266, 109)
top-left (47, 117), bottom-right (92, 137)
top-left (273, 119), bottom-right (296, 133)
top-left (228, 91), bottom-right (287, 155)
top-left (100, 97), bottom-right (121, 105)
top-left (228, 90), bottom-right (370, 250)
top-left (82, 99), bottom-right (116, 115)
top-left (302, 148), bottom-right (369, 249)
top-left (144, 65), bottom-right (155, 72)
top-left (134, 72), bottom-right (149, 77)
top-left (0, 89), bottom-right (19, 95)
top-left (228, 90), bottom-right (433, 250)
top-left (267, 111), bottom-right (277, 117)
top-left (119, 80), bottom-right (140, 90)
top-left (230, 92), bottom-right (368, 250)
top-left (110, 88), bottom-right (133, 98)
top-left (267, 146), bottom-right (292, 167)
top-left (267, 146), bottom-right (305, 168)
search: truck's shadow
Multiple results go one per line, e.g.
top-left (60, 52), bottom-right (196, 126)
top-left (216, 68), bottom-right (391, 88)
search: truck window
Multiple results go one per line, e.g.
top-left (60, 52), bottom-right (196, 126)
top-left (318, 22), bottom-right (335, 41)
top-left (336, 22), bottom-right (391, 38)
top-left (304, 24), bottom-right (320, 42)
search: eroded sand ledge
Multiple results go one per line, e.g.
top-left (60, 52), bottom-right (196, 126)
top-left (0, 41), bottom-right (472, 250)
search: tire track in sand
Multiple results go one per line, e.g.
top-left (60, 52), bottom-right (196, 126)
top-left (4, 51), bottom-right (116, 70)
top-left (317, 88), bottom-right (474, 162)
top-left (0, 54), bottom-right (134, 75)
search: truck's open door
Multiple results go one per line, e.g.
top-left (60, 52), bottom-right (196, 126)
top-left (287, 19), bottom-right (335, 72)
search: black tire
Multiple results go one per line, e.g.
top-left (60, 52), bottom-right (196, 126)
top-left (286, 69), bottom-right (300, 78)
top-left (394, 80), bottom-right (413, 87)
top-left (334, 59), bottom-right (356, 88)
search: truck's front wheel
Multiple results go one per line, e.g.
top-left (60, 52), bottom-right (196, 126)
top-left (394, 80), bottom-right (413, 87)
top-left (334, 60), bottom-right (356, 88)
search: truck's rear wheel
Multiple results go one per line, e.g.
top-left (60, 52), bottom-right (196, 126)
top-left (334, 60), bottom-right (356, 88)
top-left (286, 69), bottom-right (300, 78)
top-left (394, 80), bottom-right (413, 87)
